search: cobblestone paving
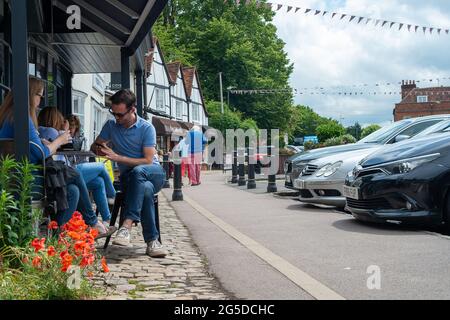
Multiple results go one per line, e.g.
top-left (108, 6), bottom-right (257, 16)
top-left (94, 192), bottom-right (231, 300)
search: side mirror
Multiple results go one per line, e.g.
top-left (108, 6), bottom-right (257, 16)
top-left (395, 135), bottom-right (411, 143)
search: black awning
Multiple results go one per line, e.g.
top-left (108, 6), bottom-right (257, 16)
top-left (42, 0), bottom-right (168, 73)
top-left (152, 116), bottom-right (185, 136)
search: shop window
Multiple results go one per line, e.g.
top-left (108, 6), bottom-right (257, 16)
top-left (176, 101), bottom-right (182, 119)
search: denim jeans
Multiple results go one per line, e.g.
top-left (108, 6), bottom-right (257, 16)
top-left (77, 162), bottom-right (116, 222)
top-left (120, 164), bottom-right (165, 243)
top-left (57, 172), bottom-right (98, 227)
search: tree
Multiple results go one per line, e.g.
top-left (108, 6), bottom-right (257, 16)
top-left (361, 125), bottom-right (382, 139)
top-left (346, 122), bottom-right (362, 140)
top-left (316, 122), bottom-right (346, 142)
top-left (153, 0), bottom-right (293, 132)
top-left (206, 101), bottom-right (259, 135)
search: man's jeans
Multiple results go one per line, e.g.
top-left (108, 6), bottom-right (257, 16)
top-left (120, 164), bottom-right (166, 243)
top-left (78, 162), bottom-right (116, 222)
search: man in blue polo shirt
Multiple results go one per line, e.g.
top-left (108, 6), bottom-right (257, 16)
top-left (91, 89), bottom-right (167, 258)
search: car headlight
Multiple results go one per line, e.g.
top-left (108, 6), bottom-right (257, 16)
top-left (323, 161), bottom-right (343, 177)
top-left (315, 164), bottom-right (332, 177)
top-left (381, 153), bottom-right (440, 175)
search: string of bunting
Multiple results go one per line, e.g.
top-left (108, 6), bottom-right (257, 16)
top-left (227, 0), bottom-right (450, 36)
top-left (230, 89), bottom-right (450, 96)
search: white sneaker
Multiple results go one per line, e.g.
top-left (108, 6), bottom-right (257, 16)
top-left (112, 227), bottom-right (131, 246)
top-left (146, 239), bottom-right (168, 258)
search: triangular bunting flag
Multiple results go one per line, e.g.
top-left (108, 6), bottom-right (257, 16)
top-left (446, 30), bottom-right (449, 34)
top-left (415, 26), bottom-right (419, 32)
top-left (407, 24), bottom-right (412, 32)
top-left (287, 6), bottom-right (292, 12)
top-left (349, 16), bottom-right (356, 22)
top-left (381, 21), bottom-right (388, 27)
top-left (399, 23), bottom-right (404, 30)
top-left (276, 4), bottom-right (282, 11)
top-left (332, 12), bottom-right (337, 18)
top-left (322, 11), bottom-right (328, 16)
top-left (430, 28), bottom-right (434, 34)
top-left (366, 18), bottom-right (372, 24)
top-left (375, 20), bottom-right (381, 27)
top-left (305, 8), bottom-right (311, 14)
top-left (340, 14), bottom-right (347, 20)
top-left (423, 27), bottom-right (427, 34)
top-left (357, 17), bottom-right (364, 24)
top-left (295, 7), bottom-right (301, 13)
top-left (438, 29), bottom-right (442, 35)
top-left (390, 22), bottom-right (396, 28)
top-left (315, 10), bottom-right (321, 15)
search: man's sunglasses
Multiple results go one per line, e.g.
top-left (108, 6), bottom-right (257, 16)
top-left (109, 107), bottom-right (133, 118)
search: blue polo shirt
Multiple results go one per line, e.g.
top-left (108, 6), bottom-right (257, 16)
top-left (99, 116), bottom-right (159, 173)
top-left (0, 118), bottom-right (50, 164)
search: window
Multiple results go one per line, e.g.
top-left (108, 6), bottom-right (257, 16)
top-left (192, 104), bottom-right (200, 122)
top-left (176, 101), bottom-right (182, 119)
top-left (92, 100), bottom-right (107, 143)
top-left (155, 88), bottom-right (164, 111)
top-left (93, 74), bottom-right (105, 93)
top-left (396, 120), bottom-right (442, 139)
top-left (417, 95), bottom-right (428, 103)
top-left (72, 93), bottom-right (86, 133)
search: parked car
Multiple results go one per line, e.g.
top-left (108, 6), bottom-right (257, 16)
top-left (294, 118), bottom-right (450, 208)
top-left (285, 115), bottom-right (450, 189)
top-left (286, 145), bottom-right (304, 154)
top-left (344, 131), bottom-right (450, 228)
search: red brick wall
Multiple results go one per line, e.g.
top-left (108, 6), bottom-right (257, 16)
top-left (394, 101), bottom-right (450, 121)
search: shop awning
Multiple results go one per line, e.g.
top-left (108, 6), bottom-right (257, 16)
top-left (152, 117), bottom-right (186, 136)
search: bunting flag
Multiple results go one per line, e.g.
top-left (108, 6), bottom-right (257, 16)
top-left (250, 1), bottom-right (450, 37)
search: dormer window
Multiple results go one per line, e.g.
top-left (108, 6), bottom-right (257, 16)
top-left (417, 95), bottom-right (428, 103)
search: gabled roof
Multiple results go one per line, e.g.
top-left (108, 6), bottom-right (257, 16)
top-left (167, 62), bottom-right (182, 85)
top-left (182, 67), bottom-right (208, 116)
top-left (145, 37), bottom-right (171, 83)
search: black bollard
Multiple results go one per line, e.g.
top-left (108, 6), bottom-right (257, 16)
top-left (247, 147), bottom-right (256, 189)
top-left (238, 148), bottom-right (246, 186)
top-left (172, 152), bottom-right (183, 201)
top-left (231, 150), bottom-right (238, 184)
top-left (163, 154), bottom-right (171, 189)
top-left (267, 145), bottom-right (278, 193)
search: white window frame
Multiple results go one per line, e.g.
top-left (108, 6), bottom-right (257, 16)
top-left (92, 100), bottom-right (107, 144)
top-left (192, 104), bottom-right (200, 122)
top-left (176, 101), bottom-right (183, 119)
top-left (417, 95), bottom-right (428, 103)
top-left (155, 88), bottom-right (165, 111)
top-left (93, 74), bottom-right (105, 94)
top-left (72, 92), bottom-right (87, 133)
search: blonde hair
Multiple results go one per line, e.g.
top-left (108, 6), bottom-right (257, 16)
top-left (0, 77), bottom-right (45, 129)
top-left (38, 106), bottom-right (65, 130)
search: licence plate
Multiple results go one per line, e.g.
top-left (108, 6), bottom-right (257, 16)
top-left (343, 186), bottom-right (360, 200)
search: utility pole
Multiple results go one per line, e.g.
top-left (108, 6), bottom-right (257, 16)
top-left (219, 72), bottom-right (224, 114)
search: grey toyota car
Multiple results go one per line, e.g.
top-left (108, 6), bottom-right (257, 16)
top-left (285, 115), bottom-right (450, 189)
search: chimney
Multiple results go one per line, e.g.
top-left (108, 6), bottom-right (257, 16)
top-left (401, 80), bottom-right (417, 100)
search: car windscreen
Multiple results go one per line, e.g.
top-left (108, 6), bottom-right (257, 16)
top-left (414, 119), bottom-right (450, 138)
top-left (358, 120), bottom-right (413, 144)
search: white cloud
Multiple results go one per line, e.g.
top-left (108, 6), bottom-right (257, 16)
top-left (271, 0), bottom-right (450, 126)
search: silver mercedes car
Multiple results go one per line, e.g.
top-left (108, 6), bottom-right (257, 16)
top-left (293, 117), bottom-right (450, 208)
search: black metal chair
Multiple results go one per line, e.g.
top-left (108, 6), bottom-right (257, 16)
top-left (103, 188), bottom-right (161, 250)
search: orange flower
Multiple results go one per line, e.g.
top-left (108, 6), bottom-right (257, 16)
top-left (31, 238), bottom-right (46, 252)
top-left (89, 228), bottom-right (99, 239)
top-left (101, 257), bottom-right (109, 273)
top-left (74, 241), bottom-right (89, 256)
top-left (67, 231), bottom-right (82, 241)
top-left (48, 221), bottom-right (58, 230)
top-left (87, 271), bottom-right (94, 278)
top-left (61, 254), bottom-right (73, 273)
top-left (60, 250), bottom-right (69, 259)
top-left (72, 211), bottom-right (83, 221)
top-left (47, 246), bottom-right (56, 257)
top-left (80, 254), bottom-right (95, 267)
top-left (32, 256), bottom-right (42, 268)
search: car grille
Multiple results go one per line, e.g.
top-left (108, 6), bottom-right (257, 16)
top-left (299, 189), bottom-right (314, 199)
top-left (314, 190), bottom-right (342, 197)
top-left (354, 168), bottom-right (388, 179)
top-left (346, 198), bottom-right (393, 210)
top-left (301, 164), bottom-right (319, 176)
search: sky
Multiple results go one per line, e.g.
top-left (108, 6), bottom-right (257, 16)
top-left (270, 0), bottom-right (450, 127)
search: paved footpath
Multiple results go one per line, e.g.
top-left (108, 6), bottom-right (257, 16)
top-left (95, 192), bottom-right (232, 300)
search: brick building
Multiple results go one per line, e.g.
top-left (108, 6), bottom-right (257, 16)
top-left (394, 80), bottom-right (450, 121)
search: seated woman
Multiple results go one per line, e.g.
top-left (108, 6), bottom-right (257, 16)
top-left (0, 77), bottom-right (109, 236)
top-left (38, 107), bottom-right (116, 229)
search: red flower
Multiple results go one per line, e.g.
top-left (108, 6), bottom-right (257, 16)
top-left (32, 256), bottom-right (42, 268)
top-left (48, 221), bottom-right (58, 230)
top-left (101, 257), bottom-right (109, 273)
top-left (80, 254), bottom-right (95, 267)
top-left (47, 246), bottom-right (56, 257)
top-left (61, 254), bottom-right (73, 273)
top-left (31, 238), bottom-right (46, 252)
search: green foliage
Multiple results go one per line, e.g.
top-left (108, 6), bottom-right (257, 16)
top-left (316, 122), bottom-right (346, 142)
top-left (0, 156), bottom-right (42, 249)
top-left (361, 125), bottom-right (382, 139)
top-left (346, 122), bottom-right (362, 140)
top-left (206, 101), bottom-right (259, 134)
top-left (154, 0), bottom-right (293, 132)
top-left (303, 141), bottom-right (316, 151)
top-left (340, 134), bottom-right (357, 144)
